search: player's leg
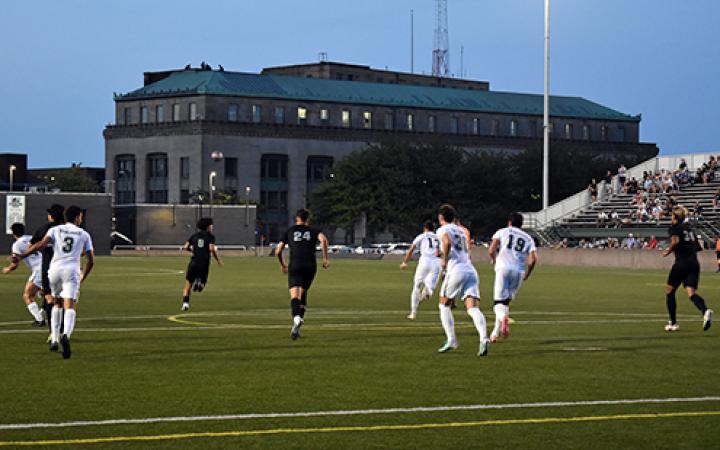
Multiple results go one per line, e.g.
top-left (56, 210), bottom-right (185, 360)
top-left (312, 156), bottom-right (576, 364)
top-left (182, 262), bottom-right (196, 310)
top-left (664, 264), bottom-right (683, 331)
top-left (181, 280), bottom-right (192, 311)
top-left (465, 296), bottom-right (489, 357)
top-left (490, 270), bottom-right (506, 341)
top-left (408, 267), bottom-right (424, 319)
top-left (22, 280), bottom-right (44, 324)
top-left (48, 269), bottom-right (64, 350)
top-left (60, 297), bottom-right (77, 360)
top-left (437, 274), bottom-right (458, 352)
top-left (41, 265), bottom-right (54, 334)
top-left (289, 285), bottom-right (304, 340)
top-left (685, 280), bottom-right (713, 331)
top-left (196, 265), bottom-right (209, 293)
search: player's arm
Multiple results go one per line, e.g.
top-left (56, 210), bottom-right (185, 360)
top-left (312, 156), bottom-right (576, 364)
top-left (318, 232), bottom-right (329, 269)
top-left (524, 250), bottom-right (538, 280)
top-left (19, 235), bottom-right (51, 258)
top-left (662, 235), bottom-right (680, 257)
top-left (440, 233), bottom-right (450, 271)
top-left (182, 241), bottom-right (191, 252)
top-left (80, 250), bottom-right (94, 283)
top-left (210, 244), bottom-right (223, 266)
top-left (2, 253), bottom-right (20, 274)
top-left (276, 241), bottom-right (287, 273)
top-left (488, 239), bottom-right (500, 264)
top-left (400, 244), bottom-right (417, 269)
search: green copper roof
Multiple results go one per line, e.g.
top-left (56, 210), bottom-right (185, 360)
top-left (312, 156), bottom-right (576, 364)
top-left (116, 70), bottom-right (640, 122)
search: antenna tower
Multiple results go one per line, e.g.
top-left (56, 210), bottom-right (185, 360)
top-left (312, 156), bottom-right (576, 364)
top-left (432, 0), bottom-right (450, 77)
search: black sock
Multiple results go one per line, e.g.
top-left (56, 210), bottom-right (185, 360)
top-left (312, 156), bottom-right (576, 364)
top-left (183, 295), bottom-right (190, 304)
top-left (291, 298), bottom-right (302, 317)
top-left (690, 294), bottom-right (708, 314)
top-left (300, 292), bottom-right (307, 318)
top-left (43, 301), bottom-right (53, 329)
top-left (666, 292), bottom-right (677, 324)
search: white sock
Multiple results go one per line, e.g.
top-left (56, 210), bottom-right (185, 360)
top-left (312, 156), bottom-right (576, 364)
top-left (51, 306), bottom-right (63, 343)
top-left (410, 288), bottom-right (421, 315)
top-left (491, 303), bottom-right (505, 337)
top-left (63, 309), bottom-right (76, 338)
top-left (438, 303), bottom-right (456, 343)
top-left (293, 315), bottom-right (302, 326)
top-left (467, 307), bottom-right (488, 340)
top-left (27, 303), bottom-right (43, 322)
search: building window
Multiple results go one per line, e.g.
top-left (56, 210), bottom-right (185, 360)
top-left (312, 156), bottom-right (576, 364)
top-left (274, 107), bottom-right (285, 124)
top-left (147, 153), bottom-right (168, 203)
top-left (490, 119), bottom-right (499, 136)
top-left (600, 125), bottom-right (608, 141)
top-left (180, 157), bottom-right (190, 179)
top-left (450, 117), bottom-right (459, 134)
top-left (320, 108), bottom-right (329, 125)
top-left (180, 189), bottom-right (190, 204)
top-left (564, 123), bottom-right (573, 139)
top-left (123, 107), bottom-right (132, 125)
top-left (548, 122), bottom-right (554, 135)
top-left (297, 107), bottom-right (308, 125)
top-left (252, 104), bottom-right (262, 123)
top-left (472, 118), bottom-right (479, 135)
top-left (260, 190), bottom-right (288, 210)
top-left (172, 104), bottom-right (181, 122)
top-left (363, 111), bottom-right (372, 129)
top-left (261, 154), bottom-right (288, 180)
top-left (306, 156), bottom-right (334, 186)
top-left (228, 104), bottom-right (238, 122)
top-left (406, 113), bottom-right (414, 131)
top-left (225, 157), bottom-right (238, 178)
top-left (510, 120), bottom-right (518, 137)
top-left (141, 106), bottom-right (149, 124)
top-left (115, 155), bottom-right (135, 204)
top-left (428, 115), bottom-right (436, 133)
top-left (156, 105), bottom-right (165, 123)
top-left (582, 125), bottom-right (590, 140)
top-left (342, 110), bottom-right (351, 128)
top-left (384, 113), bottom-right (394, 130)
top-left (617, 126), bottom-right (626, 142)
top-left (189, 103), bottom-right (198, 121)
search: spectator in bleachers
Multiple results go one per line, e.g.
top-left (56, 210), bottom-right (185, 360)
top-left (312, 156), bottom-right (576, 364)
top-left (679, 158), bottom-right (688, 171)
top-left (645, 235), bottom-right (658, 249)
top-left (625, 233), bottom-right (637, 249)
top-left (604, 170), bottom-right (613, 195)
top-left (610, 210), bottom-right (621, 228)
top-left (618, 164), bottom-right (627, 190)
top-left (691, 200), bottom-right (704, 221)
top-left (588, 179), bottom-right (598, 203)
top-left (712, 187), bottom-right (720, 209)
top-left (597, 210), bottom-right (609, 228)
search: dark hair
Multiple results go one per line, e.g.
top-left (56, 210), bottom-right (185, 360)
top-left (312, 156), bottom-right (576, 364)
top-left (509, 212), bottom-right (524, 228)
top-left (197, 217), bottom-right (213, 231)
top-left (423, 221), bottom-right (435, 232)
top-left (296, 209), bottom-right (310, 222)
top-left (10, 223), bottom-right (24, 237)
top-left (438, 204), bottom-right (456, 223)
top-left (64, 206), bottom-right (83, 223)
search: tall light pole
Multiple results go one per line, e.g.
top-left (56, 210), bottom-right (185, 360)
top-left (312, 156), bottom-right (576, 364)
top-left (542, 0), bottom-right (550, 209)
top-left (8, 165), bottom-right (16, 192)
top-left (244, 186), bottom-right (251, 227)
top-left (208, 171), bottom-right (217, 217)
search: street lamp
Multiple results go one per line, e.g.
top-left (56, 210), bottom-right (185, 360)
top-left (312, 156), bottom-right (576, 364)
top-left (209, 171), bottom-right (217, 217)
top-left (9, 165), bottom-right (16, 192)
top-left (244, 185), bottom-right (251, 226)
top-left (542, 0), bottom-right (550, 209)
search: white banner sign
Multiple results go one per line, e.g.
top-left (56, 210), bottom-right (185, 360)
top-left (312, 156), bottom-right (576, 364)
top-left (6, 195), bottom-right (25, 234)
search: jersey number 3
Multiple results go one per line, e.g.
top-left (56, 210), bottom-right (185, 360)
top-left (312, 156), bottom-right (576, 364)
top-left (62, 237), bottom-right (74, 253)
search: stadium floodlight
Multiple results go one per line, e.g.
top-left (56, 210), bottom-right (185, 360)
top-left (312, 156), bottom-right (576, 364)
top-left (209, 171), bottom-right (217, 217)
top-left (543, 0), bottom-right (550, 210)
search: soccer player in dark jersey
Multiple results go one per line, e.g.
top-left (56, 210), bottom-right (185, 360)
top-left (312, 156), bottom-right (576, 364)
top-left (181, 218), bottom-right (222, 311)
top-left (276, 209), bottom-right (329, 340)
top-left (30, 204), bottom-right (64, 335)
top-left (662, 206), bottom-right (713, 332)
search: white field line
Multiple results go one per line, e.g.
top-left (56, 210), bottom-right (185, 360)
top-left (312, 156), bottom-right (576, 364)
top-left (1, 396), bottom-right (718, 431)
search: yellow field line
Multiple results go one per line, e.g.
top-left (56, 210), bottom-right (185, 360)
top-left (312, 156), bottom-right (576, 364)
top-left (2, 410), bottom-right (719, 447)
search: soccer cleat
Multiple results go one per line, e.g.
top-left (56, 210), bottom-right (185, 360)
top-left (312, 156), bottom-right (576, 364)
top-left (703, 309), bottom-right (713, 331)
top-left (406, 313), bottom-right (416, 320)
top-left (664, 322), bottom-right (679, 332)
top-left (489, 335), bottom-right (498, 344)
top-left (437, 340), bottom-right (458, 353)
top-left (47, 333), bottom-right (52, 343)
top-left (32, 320), bottom-right (45, 327)
top-left (291, 318), bottom-right (303, 340)
top-left (501, 316), bottom-right (510, 338)
top-left (60, 335), bottom-right (71, 359)
top-left (192, 278), bottom-right (201, 292)
top-left (49, 341), bottom-right (58, 352)
top-left (478, 338), bottom-right (490, 357)
top-left (181, 302), bottom-right (190, 311)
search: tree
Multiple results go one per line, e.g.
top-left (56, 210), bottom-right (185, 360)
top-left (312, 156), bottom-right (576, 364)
top-left (48, 164), bottom-right (100, 193)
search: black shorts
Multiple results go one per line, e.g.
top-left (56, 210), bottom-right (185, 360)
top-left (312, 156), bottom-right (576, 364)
top-left (186, 261), bottom-right (210, 284)
top-left (667, 260), bottom-right (700, 289)
top-left (288, 264), bottom-right (317, 290)
top-left (716, 251), bottom-right (720, 260)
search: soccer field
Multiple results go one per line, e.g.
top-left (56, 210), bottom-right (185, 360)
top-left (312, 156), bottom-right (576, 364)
top-left (0, 257), bottom-right (718, 449)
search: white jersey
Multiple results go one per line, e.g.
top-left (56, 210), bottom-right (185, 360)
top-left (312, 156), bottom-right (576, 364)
top-left (412, 231), bottom-right (440, 262)
top-left (492, 227), bottom-right (536, 272)
top-left (46, 223), bottom-right (93, 272)
top-left (437, 223), bottom-right (473, 272)
top-left (11, 235), bottom-right (42, 272)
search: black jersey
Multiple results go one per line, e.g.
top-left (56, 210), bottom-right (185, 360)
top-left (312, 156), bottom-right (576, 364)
top-left (284, 225), bottom-right (320, 267)
top-left (669, 223), bottom-right (701, 262)
top-left (186, 231), bottom-right (215, 266)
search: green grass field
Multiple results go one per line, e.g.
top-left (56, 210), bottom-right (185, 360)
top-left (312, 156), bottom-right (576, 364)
top-left (0, 256), bottom-right (718, 449)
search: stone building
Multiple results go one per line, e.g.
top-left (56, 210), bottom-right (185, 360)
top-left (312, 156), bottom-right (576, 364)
top-left (104, 61), bottom-right (656, 242)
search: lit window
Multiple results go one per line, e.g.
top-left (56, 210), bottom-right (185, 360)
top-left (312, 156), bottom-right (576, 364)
top-left (342, 110), bottom-right (351, 128)
top-left (320, 109), bottom-right (329, 124)
top-left (472, 118), bottom-right (479, 135)
top-left (600, 125), bottom-right (608, 141)
top-left (564, 123), bottom-right (573, 139)
top-left (297, 107), bottom-right (308, 125)
top-left (384, 113), bottom-right (394, 130)
top-left (228, 104), bottom-right (238, 122)
top-left (252, 105), bottom-right (262, 123)
top-left (172, 104), bottom-right (181, 122)
top-left (406, 113), bottom-right (414, 131)
top-left (428, 115), bottom-right (436, 132)
top-left (156, 105), bottom-right (165, 123)
top-left (582, 125), bottom-right (590, 140)
top-left (363, 111), bottom-right (372, 129)
top-left (510, 120), bottom-right (518, 137)
top-left (189, 103), bottom-right (197, 121)
top-left (141, 106), bottom-right (149, 124)
top-left (274, 107), bottom-right (285, 124)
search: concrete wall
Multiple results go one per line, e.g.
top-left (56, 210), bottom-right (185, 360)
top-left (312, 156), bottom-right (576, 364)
top-left (114, 203), bottom-right (256, 246)
top-left (0, 192), bottom-right (111, 255)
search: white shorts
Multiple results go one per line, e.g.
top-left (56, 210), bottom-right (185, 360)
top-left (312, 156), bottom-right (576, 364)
top-left (440, 267), bottom-right (480, 300)
top-left (414, 259), bottom-right (441, 294)
top-left (494, 268), bottom-right (524, 301)
top-left (48, 267), bottom-right (81, 301)
top-left (28, 269), bottom-right (43, 289)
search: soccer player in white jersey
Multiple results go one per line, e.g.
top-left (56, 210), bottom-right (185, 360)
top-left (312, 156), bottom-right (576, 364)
top-left (488, 212), bottom-right (538, 342)
top-left (2, 223), bottom-right (45, 325)
top-left (400, 221), bottom-right (441, 319)
top-left (436, 204), bottom-right (490, 356)
top-left (22, 206), bottom-right (94, 359)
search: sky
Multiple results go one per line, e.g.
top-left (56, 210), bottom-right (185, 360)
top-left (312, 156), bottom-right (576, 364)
top-left (0, 0), bottom-right (718, 168)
